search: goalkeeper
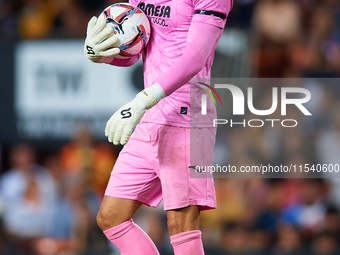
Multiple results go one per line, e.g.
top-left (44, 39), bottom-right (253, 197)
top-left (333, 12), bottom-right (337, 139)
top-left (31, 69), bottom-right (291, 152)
top-left (84, 0), bottom-right (233, 254)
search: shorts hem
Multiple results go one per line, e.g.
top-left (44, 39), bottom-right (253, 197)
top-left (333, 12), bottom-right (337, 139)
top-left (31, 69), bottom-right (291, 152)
top-left (104, 191), bottom-right (162, 208)
top-left (164, 200), bottom-right (216, 211)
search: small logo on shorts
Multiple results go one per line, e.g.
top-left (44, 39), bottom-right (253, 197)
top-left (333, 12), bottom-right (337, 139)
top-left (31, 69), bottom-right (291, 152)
top-left (180, 107), bottom-right (188, 115)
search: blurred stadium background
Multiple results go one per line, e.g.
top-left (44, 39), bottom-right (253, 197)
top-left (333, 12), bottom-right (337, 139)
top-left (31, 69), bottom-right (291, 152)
top-left (1, 0), bottom-right (340, 254)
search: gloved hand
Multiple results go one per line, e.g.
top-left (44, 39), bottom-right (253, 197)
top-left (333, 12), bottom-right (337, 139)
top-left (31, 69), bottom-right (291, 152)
top-left (84, 16), bottom-right (120, 64)
top-left (105, 84), bottom-right (166, 145)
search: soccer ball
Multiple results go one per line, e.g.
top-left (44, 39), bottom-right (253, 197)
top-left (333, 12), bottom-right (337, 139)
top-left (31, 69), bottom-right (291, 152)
top-left (98, 3), bottom-right (151, 59)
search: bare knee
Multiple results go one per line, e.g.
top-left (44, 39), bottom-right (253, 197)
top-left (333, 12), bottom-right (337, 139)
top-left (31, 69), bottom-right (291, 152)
top-left (167, 214), bottom-right (182, 235)
top-left (96, 196), bottom-right (142, 231)
top-left (167, 206), bottom-right (200, 236)
top-left (96, 209), bottom-right (117, 231)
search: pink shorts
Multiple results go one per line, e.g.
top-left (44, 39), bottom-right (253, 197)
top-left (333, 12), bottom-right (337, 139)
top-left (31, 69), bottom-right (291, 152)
top-left (105, 122), bottom-right (216, 211)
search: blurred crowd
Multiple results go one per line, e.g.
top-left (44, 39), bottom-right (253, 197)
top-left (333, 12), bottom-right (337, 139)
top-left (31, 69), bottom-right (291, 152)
top-left (207, 79), bottom-right (340, 254)
top-left (0, 127), bottom-right (118, 255)
top-left (0, 0), bottom-right (107, 39)
top-left (225, 0), bottom-right (340, 78)
top-left (1, 0), bottom-right (340, 255)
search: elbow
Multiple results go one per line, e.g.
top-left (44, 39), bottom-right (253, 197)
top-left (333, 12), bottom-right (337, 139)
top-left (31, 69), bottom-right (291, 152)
top-left (196, 61), bottom-right (206, 74)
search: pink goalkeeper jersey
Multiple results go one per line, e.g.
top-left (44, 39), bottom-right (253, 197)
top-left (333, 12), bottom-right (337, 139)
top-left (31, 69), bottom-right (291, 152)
top-left (129, 0), bottom-right (232, 127)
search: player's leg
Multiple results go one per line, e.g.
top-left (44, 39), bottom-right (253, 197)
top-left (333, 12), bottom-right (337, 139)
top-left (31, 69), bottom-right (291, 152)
top-left (167, 205), bottom-right (205, 255)
top-left (97, 196), bottom-right (160, 255)
top-left (157, 125), bottom-right (217, 255)
top-left (98, 123), bottom-right (163, 255)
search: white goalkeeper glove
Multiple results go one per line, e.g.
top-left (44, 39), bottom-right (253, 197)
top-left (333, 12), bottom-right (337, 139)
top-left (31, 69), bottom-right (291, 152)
top-left (84, 16), bottom-right (120, 64)
top-left (105, 84), bottom-right (166, 145)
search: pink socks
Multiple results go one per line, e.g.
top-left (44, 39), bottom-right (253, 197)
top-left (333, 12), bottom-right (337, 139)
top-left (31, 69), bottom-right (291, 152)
top-left (103, 219), bottom-right (160, 255)
top-left (104, 219), bottom-right (204, 255)
top-left (170, 230), bottom-right (205, 255)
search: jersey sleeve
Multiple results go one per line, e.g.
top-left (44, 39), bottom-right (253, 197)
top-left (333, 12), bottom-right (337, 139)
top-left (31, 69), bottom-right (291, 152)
top-left (157, 22), bottom-right (222, 95)
top-left (192, 0), bottom-right (233, 29)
